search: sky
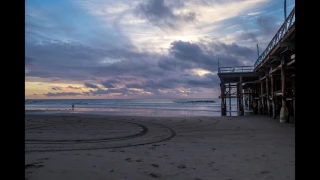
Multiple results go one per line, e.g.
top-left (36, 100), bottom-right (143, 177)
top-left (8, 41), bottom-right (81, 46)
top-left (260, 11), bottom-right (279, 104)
top-left (25, 0), bottom-right (295, 99)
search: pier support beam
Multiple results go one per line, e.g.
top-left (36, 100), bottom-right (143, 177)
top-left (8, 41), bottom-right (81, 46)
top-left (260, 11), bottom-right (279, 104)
top-left (248, 88), bottom-right (252, 109)
top-left (220, 82), bottom-right (226, 116)
top-left (280, 56), bottom-right (288, 123)
top-left (260, 78), bottom-right (265, 115)
top-left (266, 73), bottom-right (271, 116)
top-left (253, 85), bottom-right (258, 114)
top-left (237, 83), bottom-right (239, 115)
top-left (229, 83), bottom-right (231, 116)
top-left (270, 71), bottom-right (276, 119)
top-left (239, 76), bottom-right (244, 116)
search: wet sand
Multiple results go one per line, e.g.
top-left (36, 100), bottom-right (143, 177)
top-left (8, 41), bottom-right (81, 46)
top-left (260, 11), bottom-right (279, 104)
top-left (25, 113), bottom-right (295, 180)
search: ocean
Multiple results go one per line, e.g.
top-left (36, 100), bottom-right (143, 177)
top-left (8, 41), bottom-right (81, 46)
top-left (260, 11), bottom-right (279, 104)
top-left (25, 98), bottom-right (238, 117)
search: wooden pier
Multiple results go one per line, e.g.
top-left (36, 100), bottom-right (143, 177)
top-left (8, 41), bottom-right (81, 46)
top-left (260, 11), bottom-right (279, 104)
top-left (217, 7), bottom-right (295, 123)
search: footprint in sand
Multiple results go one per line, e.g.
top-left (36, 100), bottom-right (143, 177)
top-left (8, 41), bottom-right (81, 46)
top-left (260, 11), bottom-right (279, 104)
top-left (25, 162), bottom-right (44, 169)
top-left (149, 173), bottom-right (161, 178)
top-left (177, 164), bottom-right (186, 169)
top-left (151, 164), bottom-right (159, 168)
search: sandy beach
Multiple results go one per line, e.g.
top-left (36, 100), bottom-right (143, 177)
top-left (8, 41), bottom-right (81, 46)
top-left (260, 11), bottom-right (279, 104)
top-left (25, 113), bottom-right (295, 180)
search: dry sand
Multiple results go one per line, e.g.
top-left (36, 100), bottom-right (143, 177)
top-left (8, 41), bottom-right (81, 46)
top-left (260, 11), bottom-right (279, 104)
top-left (25, 113), bottom-right (295, 180)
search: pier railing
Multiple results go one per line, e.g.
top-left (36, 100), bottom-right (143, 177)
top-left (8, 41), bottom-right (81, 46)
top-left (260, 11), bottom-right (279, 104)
top-left (218, 66), bottom-right (254, 73)
top-left (253, 6), bottom-right (295, 68)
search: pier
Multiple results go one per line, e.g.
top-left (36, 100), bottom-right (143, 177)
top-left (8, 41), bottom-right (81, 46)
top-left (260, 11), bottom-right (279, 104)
top-left (217, 7), bottom-right (295, 123)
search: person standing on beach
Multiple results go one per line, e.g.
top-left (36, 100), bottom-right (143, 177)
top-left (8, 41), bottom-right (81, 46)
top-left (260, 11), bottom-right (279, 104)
top-left (72, 104), bottom-right (74, 110)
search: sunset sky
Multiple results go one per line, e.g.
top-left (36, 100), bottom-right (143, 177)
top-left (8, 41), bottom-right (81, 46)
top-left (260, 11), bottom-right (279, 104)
top-left (25, 0), bottom-right (295, 99)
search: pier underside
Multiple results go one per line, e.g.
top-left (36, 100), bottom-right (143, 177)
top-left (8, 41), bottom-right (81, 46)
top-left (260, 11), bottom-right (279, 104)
top-left (217, 7), bottom-right (295, 123)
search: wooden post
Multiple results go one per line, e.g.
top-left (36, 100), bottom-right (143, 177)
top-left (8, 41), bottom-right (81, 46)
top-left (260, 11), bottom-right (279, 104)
top-left (253, 85), bottom-right (256, 114)
top-left (220, 82), bottom-right (226, 116)
top-left (266, 73), bottom-right (271, 116)
top-left (249, 88), bottom-right (252, 109)
top-left (280, 56), bottom-right (288, 123)
top-left (237, 83), bottom-right (239, 115)
top-left (239, 76), bottom-right (244, 115)
top-left (260, 78), bottom-right (264, 114)
top-left (270, 70), bottom-right (276, 119)
top-left (229, 83), bottom-right (231, 116)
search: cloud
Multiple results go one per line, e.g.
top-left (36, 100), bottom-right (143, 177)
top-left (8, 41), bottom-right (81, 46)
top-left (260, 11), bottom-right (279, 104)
top-left (247, 11), bottom-right (261, 16)
top-left (134, 0), bottom-right (196, 30)
top-left (84, 82), bottom-right (99, 88)
top-left (51, 86), bottom-right (62, 91)
top-left (25, 56), bottom-right (33, 65)
top-left (100, 79), bottom-right (118, 88)
top-left (126, 79), bottom-right (176, 89)
top-left (44, 92), bottom-right (83, 97)
top-left (125, 72), bottom-right (219, 90)
top-left (159, 40), bottom-right (254, 71)
top-left (25, 0), bottom-right (294, 99)
top-left (89, 88), bottom-right (135, 95)
top-left (237, 32), bottom-right (258, 44)
top-left (256, 16), bottom-right (279, 36)
top-left (169, 40), bottom-right (206, 62)
top-left (68, 86), bottom-right (82, 89)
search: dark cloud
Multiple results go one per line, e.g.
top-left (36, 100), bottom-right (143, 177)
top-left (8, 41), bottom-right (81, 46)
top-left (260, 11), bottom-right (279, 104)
top-left (92, 57), bottom-right (166, 79)
top-left (25, 32), bottom-right (164, 81)
top-left (25, 56), bottom-right (33, 64)
top-left (256, 16), bottom-right (279, 36)
top-left (68, 86), bottom-right (82, 90)
top-left (89, 88), bottom-right (136, 95)
top-left (25, 56), bottom-right (40, 69)
top-left (165, 0), bottom-right (185, 8)
top-left (26, 37), bottom-right (254, 99)
top-left (184, 12), bottom-right (196, 22)
top-left (25, 70), bottom-right (56, 78)
top-left (170, 41), bottom-right (206, 62)
top-left (211, 42), bottom-right (256, 60)
top-left (51, 86), bottom-right (61, 91)
top-left (44, 92), bottom-right (83, 97)
top-left (25, 39), bottom-right (108, 68)
top-left (186, 73), bottom-right (220, 88)
top-left (162, 40), bottom-right (252, 71)
top-left (126, 73), bottom-right (220, 90)
top-left (100, 80), bottom-right (118, 88)
top-left (237, 32), bottom-right (258, 44)
top-left (134, 0), bottom-right (196, 29)
top-left (158, 56), bottom-right (194, 71)
top-left (84, 82), bottom-right (99, 88)
top-left (126, 79), bottom-right (174, 89)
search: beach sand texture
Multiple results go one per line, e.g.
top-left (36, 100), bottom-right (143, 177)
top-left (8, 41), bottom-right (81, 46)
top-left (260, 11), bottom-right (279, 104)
top-left (25, 114), bottom-right (295, 180)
